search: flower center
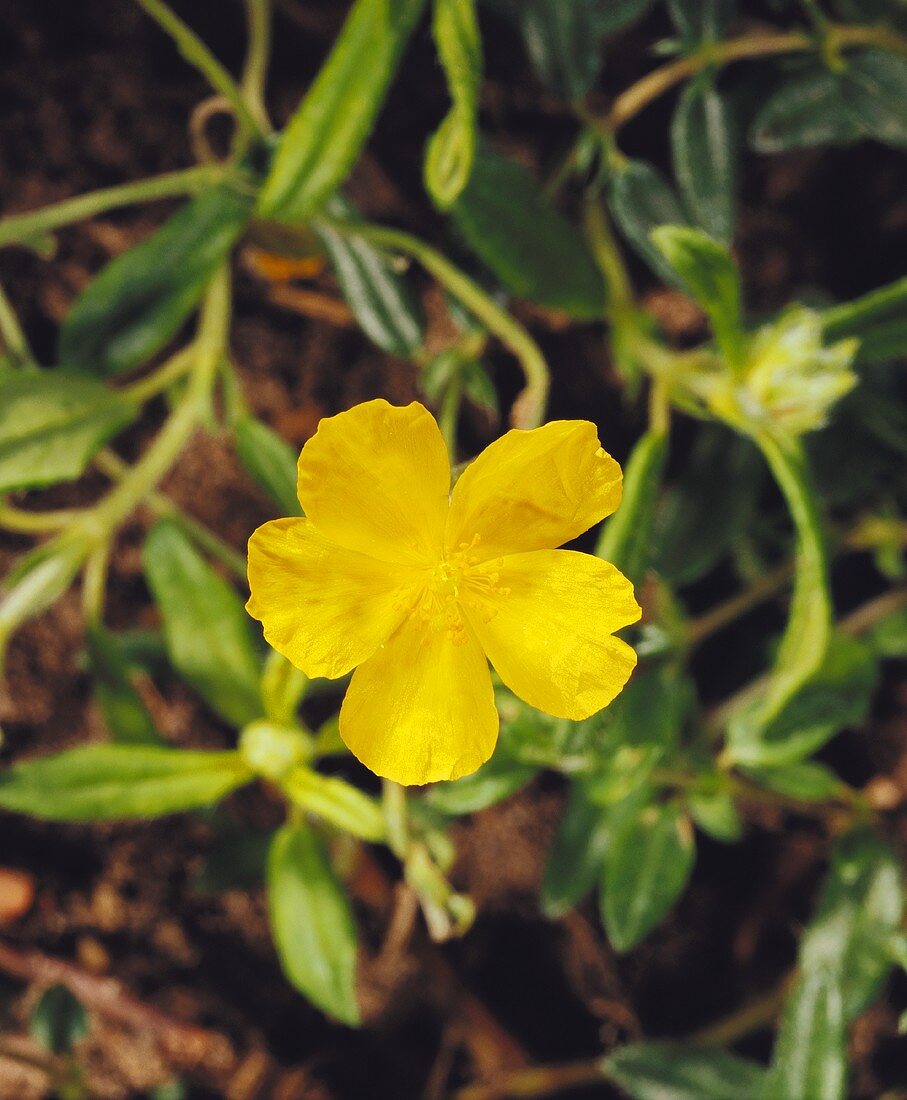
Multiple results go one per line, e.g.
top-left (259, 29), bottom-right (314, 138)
top-left (403, 537), bottom-right (510, 644)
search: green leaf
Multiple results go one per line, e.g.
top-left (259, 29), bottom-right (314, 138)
top-left (30, 985), bottom-right (89, 1055)
top-left (604, 1042), bottom-right (766, 1100)
top-left (751, 51), bottom-right (907, 155)
top-left (821, 276), bottom-right (907, 364)
top-left (451, 148), bottom-right (607, 318)
top-left (86, 625), bottom-right (162, 745)
top-left (666, 0), bottom-right (735, 44)
top-left (609, 159), bottom-right (689, 284)
top-left (595, 430), bottom-right (668, 586)
top-left (687, 788), bottom-right (742, 842)
top-left (728, 633), bottom-right (878, 768)
top-left (671, 77), bottom-right (736, 246)
top-left (601, 798), bottom-right (695, 952)
top-left (751, 67), bottom-right (861, 153)
top-left (650, 226), bottom-right (743, 365)
top-left (257, 0), bottom-right (427, 222)
top-left (868, 605), bottom-right (907, 658)
top-left (844, 49), bottom-right (907, 148)
top-left (0, 372), bottom-right (136, 491)
top-left (424, 750), bottom-right (537, 815)
top-left (800, 829), bottom-right (904, 1019)
top-left (281, 767), bottom-right (386, 842)
top-left (653, 427), bottom-right (761, 585)
top-left (541, 779), bottom-right (610, 918)
top-left (769, 967), bottom-right (847, 1100)
top-left (316, 199), bottom-right (425, 356)
top-left (747, 760), bottom-right (844, 802)
top-left (234, 415), bottom-right (302, 516)
top-left (0, 744), bottom-right (251, 820)
top-left (267, 821), bottom-right (360, 1025)
top-left (143, 519), bottom-right (264, 727)
top-left (425, 0), bottom-right (482, 207)
top-left (59, 182), bottom-right (253, 376)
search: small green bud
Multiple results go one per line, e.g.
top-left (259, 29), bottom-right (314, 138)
top-left (239, 721), bottom-right (308, 781)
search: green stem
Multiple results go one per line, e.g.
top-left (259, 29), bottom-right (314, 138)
top-left (0, 166), bottom-right (218, 250)
top-left (133, 0), bottom-right (265, 142)
top-left (439, 373), bottom-right (463, 457)
top-left (0, 283), bottom-right (33, 366)
top-left (596, 23), bottom-right (907, 134)
top-left (119, 345), bottom-right (196, 404)
top-left (0, 502), bottom-right (82, 533)
top-left (242, 0), bottom-right (273, 131)
top-left (755, 433), bottom-right (831, 720)
top-left (321, 219), bottom-right (550, 430)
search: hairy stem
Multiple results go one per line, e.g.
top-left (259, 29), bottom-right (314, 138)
top-left (0, 166), bottom-right (218, 250)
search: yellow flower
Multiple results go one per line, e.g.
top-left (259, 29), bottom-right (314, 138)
top-left (246, 400), bottom-right (641, 786)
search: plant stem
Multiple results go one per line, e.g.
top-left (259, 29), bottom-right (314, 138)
top-left (82, 542), bottom-right (110, 624)
top-left (596, 23), bottom-right (907, 135)
top-left (321, 219), bottom-right (550, 430)
top-left (439, 373), bottom-right (463, 457)
top-left (0, 503), bottom-right (82, 533)
top-left (119, 346), bottom-right (197, 404)
top-left (686, 561), bottom-right (793, 648)
top-left (93, 450), bottom-right (247, 581)
top-left (0, 166), bottom-right (218, 250)
top-left (132, 0), bottom-right (265, 142)
top-left (0, 283), bottom-right (33, 366)
top-left (242, 0), bottom-right (273, 131)
top-left (690, 970), bottom-right (796, 1047)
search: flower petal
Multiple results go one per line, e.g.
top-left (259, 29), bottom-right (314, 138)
top-left (246, 518), bottom-right (415, 679)
top-left (446, 420), bottom-right (622, 560)
top-left (296, 399), bottom-right (450, 564)
top-left (339, 616), bottom-right (498, 785)
top-left (464, 550), bottom-right (641, 720)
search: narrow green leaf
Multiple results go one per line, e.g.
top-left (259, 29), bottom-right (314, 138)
top-left (728, 634), bottom-right (877, 768)
top-left (769, 968), bottom-right (848, 1100)
top-left (234, 415), bottom-right (302, 516)
top-left (0, 372), bottom-right (136, 491)
top-left (282, 767), bottom-right (387, 842)
top-left (424, 751), bottom-right (537, 815)
top-left (821, 276), bottom-right (907, 364)
top-left (666, 0), bottom-right (735, 44)
top-left (671, 77), bottom-right (736, 245)
top-left (267, 821), bottom-right (360, 1025)
top-left (845, 49), bottom-right (907, 148)
top-left (596, 430), bottom-right (668, 586)
top-left (541, 780), bottom-right (610, 918)
top-left (751, 67), bottom-right (859, 153)
top-left (650, 226), bottom-right (743, 365)
top-left (59, 182), bottom-right (253, 376)
top-left (30, 986), bottom-right (89, 1055)
top-left (602, 799), bottom-right (695, 952)
top-left (86, 625), bottom-right (162, 745)
top-left (609, 159), bottom-right (689, 284)
top-left (258, 0), bottom-right (427, 222)
top-left (143, 519), bottom-right (264, 727)
top-left (747, 760), bottom-right (844, 802)
top-left (604, 1042), bottom-right (766, 1100)
top-left (687, 788), bottom-right (742, 842)
top-left (801, 829), bottom-right (904, 1019)
top-left (0, 744), bottom-right (251, 820)
top-left (316, 200), bottom-right (425, 356)
top-left (425, 0), bottom-right (482, 207)
top-left (451, 148), bottom-right (607, 318)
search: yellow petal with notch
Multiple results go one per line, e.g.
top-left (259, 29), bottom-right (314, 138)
top-left (445, 420), bottom-right (622, 561)
top-left (297, 399), bottom-right (451, 565)
top-left (339, 614), bottom-right (498, 785)
top-left (246, 518), bottom-right (416, 679)
top-left (464, 549), bottom-right (640, 720)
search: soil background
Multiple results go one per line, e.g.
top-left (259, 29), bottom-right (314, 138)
top-left (1, 1), bottom-right (906, 1097)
